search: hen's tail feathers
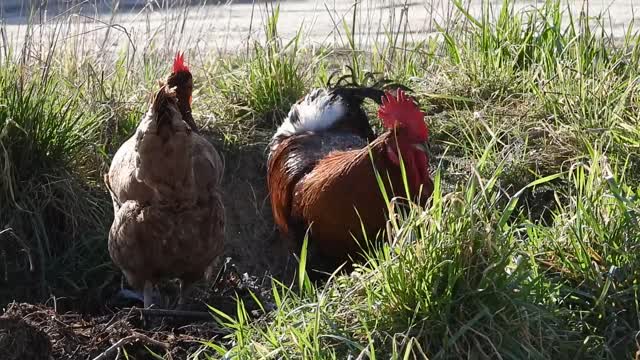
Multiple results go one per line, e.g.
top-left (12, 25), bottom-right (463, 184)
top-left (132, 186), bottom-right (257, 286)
top-left (152, 85), bottom-right (177, 110)
top-left (151, 85), bottom-right (178, 130)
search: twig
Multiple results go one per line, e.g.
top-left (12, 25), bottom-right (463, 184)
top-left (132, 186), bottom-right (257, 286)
top-left (355, 348), bottom-right (370, 360)
top-left (74, 14), bottom-right (137, 54)
top-left (91, 332), bottom-right (168, 360)
top-left (123, 307), bottom-right (213, 320)
top-left (68, 345), bottom-right (81, 359)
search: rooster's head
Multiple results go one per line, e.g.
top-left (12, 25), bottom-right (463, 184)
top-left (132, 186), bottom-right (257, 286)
top-left (378, 89), bottom-right (428, 144)
top-left (378, 89), bottom-right (432, 196)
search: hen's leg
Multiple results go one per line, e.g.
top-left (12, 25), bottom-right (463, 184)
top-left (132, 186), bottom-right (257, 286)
top-left (178, 280), bottom-right (192, 305)
top-left (143, 281), bottom-right (155, 308)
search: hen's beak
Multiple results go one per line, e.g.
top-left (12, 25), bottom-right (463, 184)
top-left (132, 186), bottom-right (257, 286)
top-left (413, 142), bottom-right (429, 153)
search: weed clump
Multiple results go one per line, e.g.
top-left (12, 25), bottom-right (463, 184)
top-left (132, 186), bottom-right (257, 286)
top-left (0, 65), bottom-right (111, 306)
top-left (210, 6), bottom-right (305, 138)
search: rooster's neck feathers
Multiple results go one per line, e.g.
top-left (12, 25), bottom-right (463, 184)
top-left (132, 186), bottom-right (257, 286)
top-left (274, 89), bottom-right (346, 139)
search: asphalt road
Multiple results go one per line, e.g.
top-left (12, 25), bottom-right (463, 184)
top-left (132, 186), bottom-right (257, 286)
top-left (1, 0), bottom-right (638, 55)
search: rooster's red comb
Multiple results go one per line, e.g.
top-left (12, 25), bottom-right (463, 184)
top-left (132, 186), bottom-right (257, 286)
top-left (173, 51), bottom-right (190, 73)
top-left (378, 89), bottom-right (428, 140)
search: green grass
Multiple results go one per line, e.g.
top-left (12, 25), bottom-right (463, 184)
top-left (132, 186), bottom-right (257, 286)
top-left (202, 8), bottom-right (305, 146)
top-left (0, 62), bottom-right (113, 305)
top-left (1, 0), bottom-right (639, 358)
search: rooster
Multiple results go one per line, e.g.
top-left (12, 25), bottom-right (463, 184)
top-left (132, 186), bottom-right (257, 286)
top-left (105, 53), bottom-right (224, 308)
top-left (267, 85), bottom-right (433, 272)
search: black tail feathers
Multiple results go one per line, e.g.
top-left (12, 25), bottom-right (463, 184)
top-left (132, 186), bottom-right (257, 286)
top-left (325, 66), bottom-right (413, 105)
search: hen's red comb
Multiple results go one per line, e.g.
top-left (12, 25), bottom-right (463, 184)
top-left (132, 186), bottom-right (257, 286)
top-left (173, 51), bottom-right (190, 73)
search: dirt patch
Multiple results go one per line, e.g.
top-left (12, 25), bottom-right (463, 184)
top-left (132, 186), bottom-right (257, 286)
top-left (34, 132), bottom-right (289, 318)
top-left (1, 266), bottom-right (272, 359)
top-left (3, 302), bottom-right (213, 359)
top-left (211, 136), bottom-right (296, 282)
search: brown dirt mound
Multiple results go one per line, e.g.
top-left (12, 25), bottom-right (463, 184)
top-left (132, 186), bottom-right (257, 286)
top-left (215, 141), bottom-right (291, 278)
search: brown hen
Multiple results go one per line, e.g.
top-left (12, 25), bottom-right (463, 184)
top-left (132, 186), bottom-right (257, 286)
top-left (105, 53), bottom-right (224, 308)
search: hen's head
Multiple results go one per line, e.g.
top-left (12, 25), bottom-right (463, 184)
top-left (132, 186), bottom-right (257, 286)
top-left (166, 52), bottom-right (197, 131)
top-left (378, 89), bottom-right (432, 198)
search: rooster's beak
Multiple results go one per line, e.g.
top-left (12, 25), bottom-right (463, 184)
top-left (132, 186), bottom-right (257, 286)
top-left (413, 142), bottom-right (429, 153)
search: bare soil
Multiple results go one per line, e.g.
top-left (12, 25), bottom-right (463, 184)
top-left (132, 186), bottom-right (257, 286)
top-left (215, 140), bottom-right (287, 278)
top-left (0, 264), bottom-right (273, 360)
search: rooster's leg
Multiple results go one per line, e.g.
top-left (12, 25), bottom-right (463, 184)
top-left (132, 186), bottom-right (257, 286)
top-left (143, 281), bottom-right (155, 308)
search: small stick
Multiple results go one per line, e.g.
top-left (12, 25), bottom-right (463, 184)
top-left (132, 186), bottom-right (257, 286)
top-left (123, 307), bottom-right (213, 320)
top-left (91, 333), bottom-right (168, 360)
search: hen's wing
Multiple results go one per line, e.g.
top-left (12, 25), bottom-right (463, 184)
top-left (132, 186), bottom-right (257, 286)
top-left (191, 135), bottom-right (224, 194)
top-left (105, 136), bottom-right (155, 209)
